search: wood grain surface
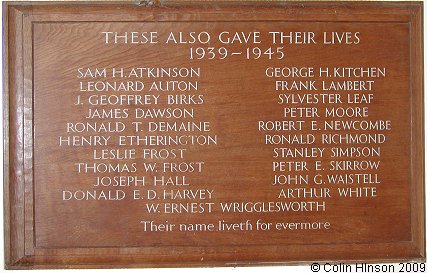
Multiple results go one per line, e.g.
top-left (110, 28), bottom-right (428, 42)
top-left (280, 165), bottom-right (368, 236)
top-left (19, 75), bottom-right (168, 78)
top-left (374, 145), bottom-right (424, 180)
top-left (3, 1), bottom-right (424, 269)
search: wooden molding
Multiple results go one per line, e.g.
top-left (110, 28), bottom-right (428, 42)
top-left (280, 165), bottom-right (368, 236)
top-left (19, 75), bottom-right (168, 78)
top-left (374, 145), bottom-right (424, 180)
top-left (3, 1), bottom-right (424, 269)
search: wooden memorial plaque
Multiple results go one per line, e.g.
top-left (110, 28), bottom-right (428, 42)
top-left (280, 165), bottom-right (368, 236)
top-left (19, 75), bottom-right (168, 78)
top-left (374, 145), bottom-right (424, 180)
top-left (3, 1), bottom-right (424, 269)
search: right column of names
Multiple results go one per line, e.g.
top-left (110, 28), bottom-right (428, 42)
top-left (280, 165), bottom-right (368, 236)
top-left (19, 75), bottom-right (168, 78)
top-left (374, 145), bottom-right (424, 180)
top-left (259, 65), bottom-right (390, 217)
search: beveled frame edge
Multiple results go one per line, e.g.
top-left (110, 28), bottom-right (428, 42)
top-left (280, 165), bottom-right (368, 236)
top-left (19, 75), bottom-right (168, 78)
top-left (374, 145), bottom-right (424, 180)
top-left (409, 0), bottom-right (425, 261)
top-left (4, 3), bottom-right (24, 269)
top-left (3, 1), bottom-right (10, 269)
top-left (4, 3), bottom-right (35, 269)
top-left (2, 0), bottom-right (425, 269)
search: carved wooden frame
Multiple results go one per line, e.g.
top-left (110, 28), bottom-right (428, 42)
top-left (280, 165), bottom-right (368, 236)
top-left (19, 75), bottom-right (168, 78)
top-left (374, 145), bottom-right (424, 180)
top-left (3, 1), bottom-right (424, 269)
